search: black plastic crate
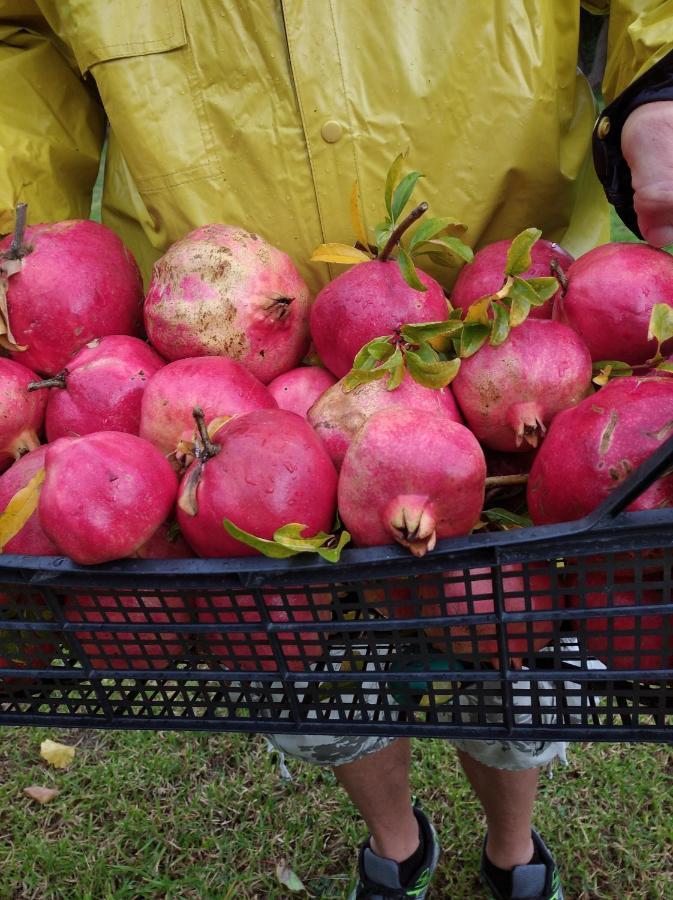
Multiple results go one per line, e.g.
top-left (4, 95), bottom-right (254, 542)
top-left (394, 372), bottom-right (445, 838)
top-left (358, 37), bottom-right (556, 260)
top-left (1, 436), bottom-right (673, 743)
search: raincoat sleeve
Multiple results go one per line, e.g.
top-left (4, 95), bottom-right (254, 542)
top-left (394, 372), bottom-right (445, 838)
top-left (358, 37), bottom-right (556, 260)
top-left (0, 1), bottom-right (105, 235)
top-left (591, 1), bottom-right (673, 235)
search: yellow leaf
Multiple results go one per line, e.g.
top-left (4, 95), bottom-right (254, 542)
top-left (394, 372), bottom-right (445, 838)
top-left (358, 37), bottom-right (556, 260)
top-left (350, 181), bottom-right (369, 250)
top-left (0, 467), bottom-right (45, 551)
top-left (464, 295), bottom-right (492, 325)
top-left (310, 243), bottom-right (371, 265)
top-left (207, 415), bottom-right (232, 438)
top-left (40, 739), bottom-right (75, 769)
top-left (24, 785), bottom-right (59, 804)
top-left (0, 267), bottom-right (28, 352)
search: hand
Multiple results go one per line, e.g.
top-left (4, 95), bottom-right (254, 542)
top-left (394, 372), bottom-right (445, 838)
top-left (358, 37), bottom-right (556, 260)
top-left (622, 100), bottom-right (673, 247)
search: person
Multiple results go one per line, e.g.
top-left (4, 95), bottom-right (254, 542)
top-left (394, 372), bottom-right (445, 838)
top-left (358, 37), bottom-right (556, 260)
top-left (1, 3), bottom-right (673, 898)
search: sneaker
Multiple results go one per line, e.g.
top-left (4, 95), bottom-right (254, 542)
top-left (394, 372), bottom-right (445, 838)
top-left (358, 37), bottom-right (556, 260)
top-left (348, 805), bottom-right (440, 899)
top-left (480, 829), bottom-right (564, 900)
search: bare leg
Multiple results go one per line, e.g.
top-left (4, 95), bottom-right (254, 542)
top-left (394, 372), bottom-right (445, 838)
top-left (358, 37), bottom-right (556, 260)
top-left (333, 737), bottom-right (419, 862)
top-left (457, 750), bottom-right (538, 869)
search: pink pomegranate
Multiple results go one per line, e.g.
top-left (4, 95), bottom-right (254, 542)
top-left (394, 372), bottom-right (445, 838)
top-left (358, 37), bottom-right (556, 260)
top-left (417, 566), bottom-right (556, 667)
top-left (39, 432), bottom-right (179, 565)
top-left (64, 591), bottom-right (191, 671)
top-left (0, 220), bottom-right (144, 376)
top-left (451, 319), bottom-right (593, 452)
top-left (310, 259), bottom-right (450, 378)
top-left (567, 568), bottom-right (672, 671)
top-left (0, 358), bottom-right (46, 471)
top-left (195, 589), bottom-right (333, 672)
top-left (132, 520), bottom-right (195, 559)
top-left (308, 371), bottom-right (462, 471)
top-left (267, 366), bottom-right (337, 419)
top-left (528, 376), bottom-right (673, 525)
top-left (140, 356), bottom-right (277, 461)
top-left (553, 243), bottom-right (673, 364)
top-left (144, 225), bottom-right (312, 383)
top-left (338, 408), bottom-right (486, 556)
top-left (177, 409), bottom-right (338, 557)
top-left (30, 336), bottom-right (164, 441)
top-left (451, 238), bottom-right (574, 319)
top-left (0, 446), bottom-right (57, 555)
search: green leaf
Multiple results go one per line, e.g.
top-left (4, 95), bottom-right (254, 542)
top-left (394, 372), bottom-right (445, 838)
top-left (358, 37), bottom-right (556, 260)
top-left (352, 336), bottom-right (394, 370)
top-left (385, 153), bottom-right (406, 218)
top-left (407, 217), bottom-right (466, 254)
top-left (422, 251), bottom-right (453, 268)
top-left (391, 171), bottom-right (423, 222)
top-left (523, 276), bottom-right (559, 304)
top-left (648, 303), bottom-right (673, 347)
top-left (505, 227), bottom-right (542, 276)
top-left (397, 247), bottom-right (427, 292)
top-left (222, 520), bottom-right (350, 562)
top-left (489, 303), bottom-right (510, 346)
top-left (457, 323), bottom-right (490, 358)
top-left (375, 219), bottom-right (394, 253)
top-left (401, 319), bottom-right (462, 344)
top-left (482, 508), bottom-right (533, 529)
top-left (591, 360), bottom-right (634, 385)
top-left (342, 366), bottom-right (389, 392)
top-left (657, 361), bottom-right (673, 373)
top-left (509, 292), bottom-right (532, 328)
top-left (406, 347), bottom-right (461, 388)
top-left (464, 295), bottom-right (492, 325)
top-left (510, 277), bottom-right (541, 306)
top-left (424, 235), bottom-right (474, 265)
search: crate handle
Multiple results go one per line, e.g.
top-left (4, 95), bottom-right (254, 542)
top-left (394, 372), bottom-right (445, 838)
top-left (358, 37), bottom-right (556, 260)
top-left (585, 431), bottom-right (673, 526)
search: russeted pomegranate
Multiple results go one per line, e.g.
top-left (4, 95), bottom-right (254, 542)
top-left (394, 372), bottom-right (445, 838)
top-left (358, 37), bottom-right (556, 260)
top-left (308, 371), bottom-right (462, 470)
top-left (451, 319), bottom-right (592, 452)
top-left (144, 225), bottom-right (312, 383)
top-left (39, 432), bottom-right (179, 565)
top-left (338, 408), bottom-right (486, 557)
top-left (177, 409), bottom-right (338, 558)
top-left (30, 335), bottom-right (164, 441)
top-left (0, 219), bottom-right (144, 376)
top-left (528, 376), bottom-right (673, 525)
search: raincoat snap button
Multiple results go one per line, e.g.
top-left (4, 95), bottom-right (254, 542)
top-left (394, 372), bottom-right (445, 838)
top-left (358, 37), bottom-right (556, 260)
top-left (596, 116), bottom-right (610, 139)
top-left (321, 121), bottom-right (343, 143)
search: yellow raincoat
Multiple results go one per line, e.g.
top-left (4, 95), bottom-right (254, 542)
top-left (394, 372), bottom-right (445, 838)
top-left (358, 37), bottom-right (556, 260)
top-left (1, 1), bottom-right (672, 293)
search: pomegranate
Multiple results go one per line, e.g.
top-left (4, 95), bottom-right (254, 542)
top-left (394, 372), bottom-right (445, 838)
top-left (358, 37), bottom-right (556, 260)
top-left (0, 358), bottom-right (46, 471)
top-left (310, 259), bottom-right (449, 378)
top-left (452, 238), bottom-right (574, 319)
top-left (267, 366), bottom-right (337, 419)
top-left (144, 225), bottom-right (312, 383)
top-left (64, 591), bottom-right (191, 671)
top-left (0, 219), bottom-right (144, 376)
top-left (553, 242), bottom-right (673, 364)
top-left (451, 319), bottom-right (592, 452)
top-left (308, 371), bottom-right (462, 471)
top-left (195, 589), bottom-right (333, 672)
top-left (177, 409), bottom-right (338, 558)
top-left (0, 446), bottom-right (57, 555)
top-left (528, 376), bottom-right (673, 525)
top-left (338, 408), bottom-right (486, 556)
top-left (417, 566), bottom-right (557, 666)
top-left (139, 356), bottom-right (277, 460)
top-left (39, 432), bottom-right (178, 565)
top-left (30, 336), bottom-right (164, 441)
top-left (567, 568), bottom-right (672, 671)
top-left (133, 520), bottom-right (194, 559)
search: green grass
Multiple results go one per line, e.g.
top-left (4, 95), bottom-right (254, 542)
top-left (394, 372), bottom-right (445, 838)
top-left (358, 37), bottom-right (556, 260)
top-left (0, 727), bottom-right (671, 899)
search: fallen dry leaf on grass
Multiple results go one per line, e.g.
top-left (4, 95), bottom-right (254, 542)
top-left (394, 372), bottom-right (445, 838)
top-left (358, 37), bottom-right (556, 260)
top-left (40, 739), bottom-right (75, 769)
top-left (275, 860), bottom-right (307, 893)
top-left (23, 785), bottom-right (59, 804)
